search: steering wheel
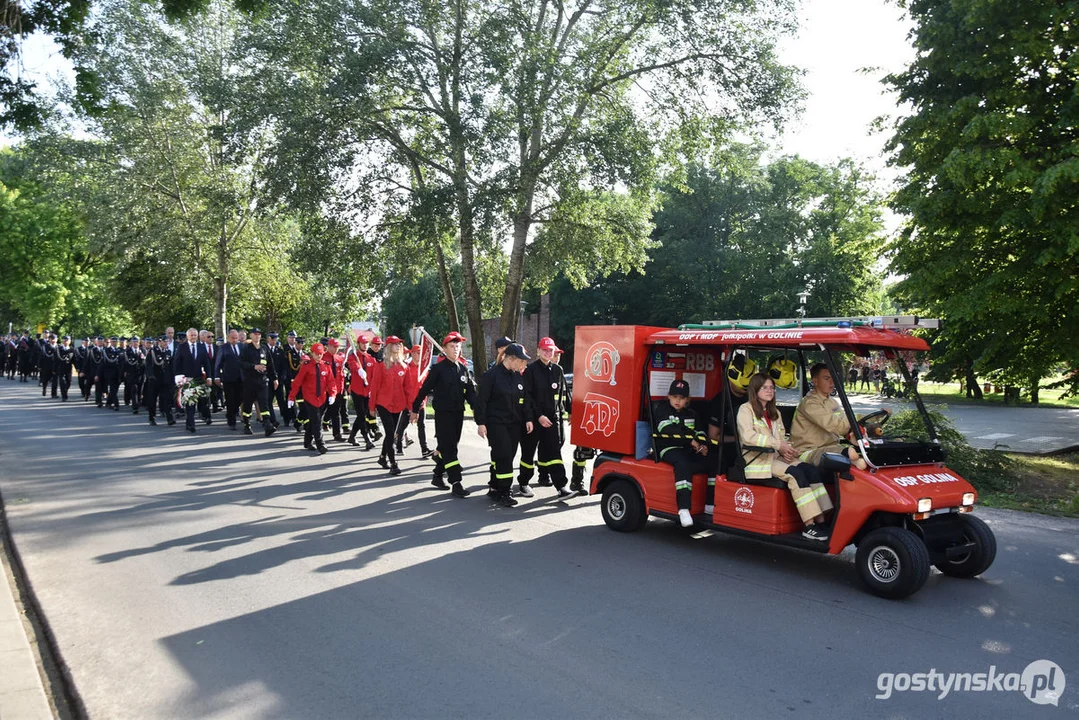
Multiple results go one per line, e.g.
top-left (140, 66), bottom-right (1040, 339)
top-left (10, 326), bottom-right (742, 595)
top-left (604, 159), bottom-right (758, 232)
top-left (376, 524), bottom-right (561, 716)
top-left (858, 409), bottom-right (891, 426)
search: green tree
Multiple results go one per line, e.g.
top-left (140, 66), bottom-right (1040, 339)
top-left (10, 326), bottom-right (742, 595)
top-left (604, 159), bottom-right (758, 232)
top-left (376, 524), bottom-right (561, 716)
top-left (884, 0), bottom-right (1079, 403)
top-left (548, 149), bottom-right (888, 346)
top-left (491, 0), bottom-right (802, 339)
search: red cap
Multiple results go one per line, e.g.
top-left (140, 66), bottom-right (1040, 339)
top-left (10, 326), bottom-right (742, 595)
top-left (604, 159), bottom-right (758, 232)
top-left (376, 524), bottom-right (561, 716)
top-left (327, 338), bottom-right (340, 347)
top-left (371, 336), bottom-right (383, 346)
top-left (411, 344), bottom-right (422, 353)
top-left (385, 335), bottom-right (403, 344)
top-left (538, 337), bottom-right (561, 353)
top-left (443, 331), bottom-right (467, 345)
top-left (310, 343), bottom-right (325, 354)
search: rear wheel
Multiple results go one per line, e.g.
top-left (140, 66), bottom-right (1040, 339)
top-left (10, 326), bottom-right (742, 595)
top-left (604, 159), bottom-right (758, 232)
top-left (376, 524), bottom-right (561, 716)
top-left (934, 515), bottom-right (996, 578)
top-left (601, 479), bottom-right (646, 532)
top-left (856, 527), bottom-right (931, 599)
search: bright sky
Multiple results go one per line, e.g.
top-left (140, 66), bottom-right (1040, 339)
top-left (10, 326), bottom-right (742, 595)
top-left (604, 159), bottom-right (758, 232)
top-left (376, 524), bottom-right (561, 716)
top-left (4, 0), bottom-right (916, 185)
top-left (775, 0), bottom-right (915, 185)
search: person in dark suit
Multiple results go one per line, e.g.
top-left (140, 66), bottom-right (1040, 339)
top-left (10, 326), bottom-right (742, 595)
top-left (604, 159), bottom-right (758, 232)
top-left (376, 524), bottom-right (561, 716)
top-left (172, 327), bottom-right (212, 432)
top-left (214, 328), bottom-right (244, 430)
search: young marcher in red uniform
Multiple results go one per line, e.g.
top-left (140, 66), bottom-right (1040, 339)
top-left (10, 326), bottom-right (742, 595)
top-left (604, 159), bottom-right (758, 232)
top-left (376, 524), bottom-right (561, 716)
top-left (346, 334), bottom-right (378, 450)
top-left (288, 343), bottom-right (336, 454)
top-left (369, 336), bottom-right (411, 475)
top-left (321, 337), bottom-right (347, 441)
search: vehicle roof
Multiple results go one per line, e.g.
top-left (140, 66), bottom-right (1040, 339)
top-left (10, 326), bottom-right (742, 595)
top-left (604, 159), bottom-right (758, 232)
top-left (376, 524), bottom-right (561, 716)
top-left (647, 325), bottom-right (931, 352)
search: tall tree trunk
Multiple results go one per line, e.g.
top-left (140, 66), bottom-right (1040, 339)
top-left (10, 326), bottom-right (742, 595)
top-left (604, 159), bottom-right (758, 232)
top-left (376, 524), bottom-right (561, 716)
top-left (965, 357), bottom-right (983, 400)
top-left (500, 175), bottom-right (535, 338)
top-left (1029, 375), bottom-right (1040, 405)
top-left (435, 240), bottom-right (460, 333)
top-left (455, 179), bottom-right (487, 370)
top-left (213, 277), bottom-right (227, 339)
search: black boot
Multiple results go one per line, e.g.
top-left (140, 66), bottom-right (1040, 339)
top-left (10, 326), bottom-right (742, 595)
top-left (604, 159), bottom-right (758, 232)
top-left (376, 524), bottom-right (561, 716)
top-left (378, 455), bottom-right (389, 469)
top-left (431, 475), bottom-right (449, 490)
top-left (243, 423), bottom-right (253, 435)
top-left (451, 482), bottom-right (470, 498)
top-left (389, 463), bottom-right (402, 476)
top-left (149, 416), bottom-right (157, 426)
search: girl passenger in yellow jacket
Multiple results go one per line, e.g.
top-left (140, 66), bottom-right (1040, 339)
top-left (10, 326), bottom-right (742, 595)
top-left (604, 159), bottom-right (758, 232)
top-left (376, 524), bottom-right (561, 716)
top-left (737, 373), bottom-right (834, 542)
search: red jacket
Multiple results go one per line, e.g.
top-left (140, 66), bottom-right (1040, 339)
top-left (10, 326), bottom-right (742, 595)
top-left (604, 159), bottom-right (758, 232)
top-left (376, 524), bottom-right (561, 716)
top-left (347, 351), bottom-right (376, 397)
top-left (323, 351), bottom-right (345, 395)
top-left (370, 360), bottom-right (411, 413)
top-left (288, 358), bottom-right (335, 407)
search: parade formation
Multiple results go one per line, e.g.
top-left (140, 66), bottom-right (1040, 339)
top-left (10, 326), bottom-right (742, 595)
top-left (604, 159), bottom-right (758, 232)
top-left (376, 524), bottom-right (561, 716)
top-left (1, 326), bottom-right (582, 506)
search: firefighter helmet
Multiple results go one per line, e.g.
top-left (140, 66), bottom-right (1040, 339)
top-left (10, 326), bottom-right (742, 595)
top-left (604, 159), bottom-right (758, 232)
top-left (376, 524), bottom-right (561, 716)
top-left (726, 354), bottom-right (757, 390)
top-left (768, 356), bottom-right (798, 389)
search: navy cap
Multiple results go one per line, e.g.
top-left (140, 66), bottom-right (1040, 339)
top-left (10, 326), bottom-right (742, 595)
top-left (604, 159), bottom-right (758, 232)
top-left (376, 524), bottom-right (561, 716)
top-left (320, 337), bottom-right (329, 344)
top-left (296, 336), bottom-right (306, 344)
top-left (503, 343), bottom-right (530, 360)
top-left (158, 334), bottom-right (169, 341)
top-left (143, 336), bottom-right (153, 342)
top-left (249, 327), bottom-right (262, 335)
top-left (286, 330), bottom-right (297, 337)
top-left (130, 335), bottom-right (139, 341)
top-left (62, 335), bottom-right (71, 340)
top-left (494, 336), bottom-right (514, 350)
top-left (668, 379), bottom-right (691, 397)
top-left (109, 336), bottom-right (119, 341)
top-left (267, 331), bottom-right (279, 338)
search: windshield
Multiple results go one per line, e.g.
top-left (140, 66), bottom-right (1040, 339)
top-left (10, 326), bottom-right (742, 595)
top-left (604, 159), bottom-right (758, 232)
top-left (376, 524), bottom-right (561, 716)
top-left (834, 350), bottom-right (944, 466)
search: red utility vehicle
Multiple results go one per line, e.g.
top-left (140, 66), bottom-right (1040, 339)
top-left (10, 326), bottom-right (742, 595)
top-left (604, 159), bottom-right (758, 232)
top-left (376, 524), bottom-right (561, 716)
top-left (570, 317), bottom-right (996, 599)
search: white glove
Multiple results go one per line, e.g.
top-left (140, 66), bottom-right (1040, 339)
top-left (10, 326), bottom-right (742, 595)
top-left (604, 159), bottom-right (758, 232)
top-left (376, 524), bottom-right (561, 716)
top-left (328, 395), bottom-right (336, 405)
top-left (174, 374), bottom-right (186, 385)
top-left (288, 400), bottom-right (295, 408)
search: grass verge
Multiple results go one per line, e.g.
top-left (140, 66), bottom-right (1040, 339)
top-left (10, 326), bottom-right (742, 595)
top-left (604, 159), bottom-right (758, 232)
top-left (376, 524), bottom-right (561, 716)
top-left (979, 452), bottom-right (1079, 517)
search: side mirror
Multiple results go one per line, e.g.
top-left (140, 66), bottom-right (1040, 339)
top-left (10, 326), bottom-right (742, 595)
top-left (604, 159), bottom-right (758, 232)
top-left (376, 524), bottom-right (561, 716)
top-left (820, 451), bottom-right (854, 480)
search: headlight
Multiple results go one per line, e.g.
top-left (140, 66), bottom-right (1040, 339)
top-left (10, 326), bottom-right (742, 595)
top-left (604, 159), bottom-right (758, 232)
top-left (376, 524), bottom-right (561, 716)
top-left (917, 498), bottom-right (932, 513)
top-left (962, 492), bottom-right (975, 506)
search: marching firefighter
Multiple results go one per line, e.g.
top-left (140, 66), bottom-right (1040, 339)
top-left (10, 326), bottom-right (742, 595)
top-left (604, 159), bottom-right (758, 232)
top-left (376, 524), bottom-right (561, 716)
top-left (475, 343), bottom-right (533, 508)
top-left (410, 331), bottom-right (476, 498)
top-left (239, 328), bottom-right (278, 437)
top-left (322, 337), bottom-right (347, 441)
top-left (101, 336), bottom-right (123, 410)
top-left (143, 335), bottom-right (176, 426)
top-left (516, 337), bottom-right (577, 498)
top-left (288, 342), bottom-right (334, 454)
top-left (285, 331), bottom-right (305, 432)
top-left (124, 335), bottom-right (145, 412)
top-left (55, 335), bottom-right (74, 401)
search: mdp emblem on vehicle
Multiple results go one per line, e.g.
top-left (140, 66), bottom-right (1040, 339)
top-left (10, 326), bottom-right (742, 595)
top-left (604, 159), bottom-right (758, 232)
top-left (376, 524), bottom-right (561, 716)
top-left (584, 341), bottom-right (620, 386)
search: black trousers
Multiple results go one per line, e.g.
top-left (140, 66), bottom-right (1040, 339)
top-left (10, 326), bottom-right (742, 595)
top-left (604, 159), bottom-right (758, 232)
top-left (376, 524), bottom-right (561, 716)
top-left (487, 422), bottom-right (522, 494)
top-left (78, 373), bottom-right (90, 399)
top-left (143, 381), bottom-right (175, 420)
top-left (518, 422), bottom-right (566, 489)
top-left (432, 411), bottom-right (465, 484)
top-left (58, 368), bottom-right (71, 399)
top-left (93, 374), bottom-right (107, 406)
top-left (124, 373), bottom-right (142, 407)
top-left (242, 380), bottom-right (272, 424)
top-left (41, 368), bottom-right (57, 397)
top-left (105, 372), bottom-right (120, 408)
top-left (273, 379), bottom-right (290, 425)
top-left (376, 406), bottom-right (403, 465)
top-left (304, 401), bottom-right (326, 447)
top-left (223, 380), bottom-right (243, 426)
top-left (661, 448), bottom-right (711, 510)
top-left (347, 393), bottom-right (374, 443)
top-left (395, 410), bottom-right (427, 449)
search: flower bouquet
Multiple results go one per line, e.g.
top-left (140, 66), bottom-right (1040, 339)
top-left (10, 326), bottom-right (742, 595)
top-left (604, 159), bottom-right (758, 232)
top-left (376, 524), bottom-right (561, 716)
top-left (175, 375), bottom-right (212, 408)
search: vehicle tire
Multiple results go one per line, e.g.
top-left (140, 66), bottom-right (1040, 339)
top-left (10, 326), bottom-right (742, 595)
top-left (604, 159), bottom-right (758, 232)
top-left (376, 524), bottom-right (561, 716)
top-left (856, 527), bottom-right (931, 599)
top-left (934, 515), bottom-right (996, 578)
top-left (601, 479), bottom-right (645, 533)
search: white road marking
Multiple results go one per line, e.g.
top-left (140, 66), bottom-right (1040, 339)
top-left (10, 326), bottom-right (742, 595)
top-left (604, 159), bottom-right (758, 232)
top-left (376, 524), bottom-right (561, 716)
top-left (973, 433), bottom-right (1015, 440)
top-left (1019, 436), bottom-right (1065, 443)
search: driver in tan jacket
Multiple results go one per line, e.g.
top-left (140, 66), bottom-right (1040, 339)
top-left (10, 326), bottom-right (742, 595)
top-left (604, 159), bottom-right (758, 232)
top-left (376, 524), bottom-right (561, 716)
top-left (790, 363), bottom-right (869, 470)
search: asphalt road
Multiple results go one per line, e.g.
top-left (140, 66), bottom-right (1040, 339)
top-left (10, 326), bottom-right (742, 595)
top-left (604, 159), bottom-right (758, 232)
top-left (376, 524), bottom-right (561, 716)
top-left (1, 381), bottom-right (1077, 719)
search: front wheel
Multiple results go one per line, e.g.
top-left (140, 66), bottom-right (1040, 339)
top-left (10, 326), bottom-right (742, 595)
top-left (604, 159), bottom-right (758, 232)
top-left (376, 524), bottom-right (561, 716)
top-left (601, 479), bottom-right (646, 532)
top-left (934, 515), bottom-right (996, 578)
top-left (856, 527), bottom-right (931, 599)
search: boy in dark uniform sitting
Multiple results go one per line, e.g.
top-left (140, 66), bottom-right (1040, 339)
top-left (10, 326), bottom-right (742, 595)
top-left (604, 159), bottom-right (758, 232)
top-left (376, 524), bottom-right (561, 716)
top-left (654, 379), bottom-right (709, 527)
